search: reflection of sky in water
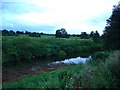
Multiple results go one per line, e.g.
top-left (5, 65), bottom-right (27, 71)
top-left (50, 56), bottom-right (92, 65)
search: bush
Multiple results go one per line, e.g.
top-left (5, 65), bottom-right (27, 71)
top-left (93, 51), bottom-right (110, 60)
top-left (55, 28), bottom-right (69, 38)
top-left (29, 32), bottom-right (41, 37)
top-left (2, 36), bottom-right (104, 64)
top-left (3, 51), bottom-right (120, 88)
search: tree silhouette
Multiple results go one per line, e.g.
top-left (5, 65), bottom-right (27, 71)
top-left (2, 29), bottom-right (16, 36)
top-left (25, 31), bottom-right (29, 35)
top-left (80, 32), bottom-right (89, 39)
top-left (2, 29), bottom-right (9, 36)
top-left (55, 28), bottom-right (69, 38)
top-left (9, 30), bottom-right (16, 36)
top-left (29, 32), bottom-right (41, 37)
top-left (103, 2), bottom-right (120, 50)
top-left (90, 31), bottom-right (94, 38)
top-left (16, 31), bottom-right (24, 34)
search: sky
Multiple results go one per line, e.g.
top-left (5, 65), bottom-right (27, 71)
top-left (0, 0), bottom-right (119, 35)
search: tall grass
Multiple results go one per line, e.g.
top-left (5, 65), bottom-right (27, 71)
top-left (2, 36), bottom-right (103, 63)
top-left (3, 50), bottom-right (120, 88)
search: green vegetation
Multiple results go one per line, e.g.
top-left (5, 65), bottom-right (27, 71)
top-left (3, 50), bottom-right (120, 88)
top-left (2, 35), bottom-right (103, 63)
top-left (2, 29), bottom-right (41, 37)
top-left (93, 51), bottom-right (110, 60)
top-left (102, 3), bottom-right (120, 50)
top-left (55, 28), bottom-right (70, 38)
top-left (2, 2), bottom-right (120, 89)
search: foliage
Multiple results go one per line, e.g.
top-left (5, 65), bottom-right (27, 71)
top-left (2, 29), bottom-right (42, 37)
top-left (55, 28), bottom-right (69, 38)
top-left (16, 31), bottom-right (24, 35)
top-left (3, 50), bottom-right (120, 88)
top-left (29, 32), bottom-right (41, 37)
top-left (80, 32), bottom-right (89, 39)
top-left (102, 3), bottom-right (120, 50)
top-left (2, 36), bottom-right (103, 63)
top-left (93, 51), bottom-right (110, 60)
top-left (90, 31), bottom-right (101, 43)
top-left (2, 29), bottom-right (17, 36)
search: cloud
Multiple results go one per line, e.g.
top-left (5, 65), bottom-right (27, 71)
top-left (2, 2), bottom-right (45, 14)
top-left (1, 0), bottom-right (119, 34)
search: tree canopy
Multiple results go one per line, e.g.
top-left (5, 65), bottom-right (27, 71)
top-left (55, 28), bottom-right (69, 38)
top-left (103, 3), bottom-right (120, 50)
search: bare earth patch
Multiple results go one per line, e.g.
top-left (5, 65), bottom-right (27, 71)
top-left (2, 61), bottom-right (67, 84)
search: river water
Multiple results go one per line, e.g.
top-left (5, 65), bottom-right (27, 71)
top-left (30, 55), bottom-right (92, 72)
top-left (48, 55), bottom-right (92, 65)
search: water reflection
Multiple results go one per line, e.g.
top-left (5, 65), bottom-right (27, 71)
top-left (48, 55), bottom-right (92, 65)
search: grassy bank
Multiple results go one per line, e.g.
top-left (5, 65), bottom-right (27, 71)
top-left (2, 35), bottom-right (103, 63)
top-left (2, 50), bottom-right (120, 88)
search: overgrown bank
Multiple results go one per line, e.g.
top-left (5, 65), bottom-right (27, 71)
top-left (3, 50), bottom-right (120, 88)
top-left (2, 36), bottom-right (103, 64)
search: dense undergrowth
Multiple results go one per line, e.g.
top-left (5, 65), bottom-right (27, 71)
top-left (2, 35), bottom-right (103, 63)
top-left (2, 50), bottom-right (120, 88)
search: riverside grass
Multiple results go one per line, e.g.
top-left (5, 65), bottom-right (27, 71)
top-left (2, 35), bottom-right (103, 63)
top-left (3, 50), bottom-right (120, 88)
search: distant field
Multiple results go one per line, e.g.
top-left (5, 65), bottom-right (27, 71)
top-left (2, 35), bottom-right (103, 63)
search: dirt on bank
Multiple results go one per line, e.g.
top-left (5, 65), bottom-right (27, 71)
top-left (2, 61), bottom-right (68, 84)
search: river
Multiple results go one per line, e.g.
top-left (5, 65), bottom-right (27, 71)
top-left (48, 55), bottom-right (92, 65)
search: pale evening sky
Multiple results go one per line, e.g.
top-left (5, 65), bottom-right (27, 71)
top-left (0, 0), bottom-right (119, 34)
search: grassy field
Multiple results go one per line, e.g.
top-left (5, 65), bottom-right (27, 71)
top-left (2, 50), bottom-right (120, 88)
top-left (2, 35), bottom-right (103, 63)
top-left (3, 35), bottom-right (119, 88)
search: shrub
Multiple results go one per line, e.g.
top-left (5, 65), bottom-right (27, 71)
top-left (3, 50), bottom-right (120, 88)
top-left (2, 36), bottom-right (104, 64)
top-left (93, 51), bottom-right (110, 60)
top-left (29, 32), bottom-right (41, 37)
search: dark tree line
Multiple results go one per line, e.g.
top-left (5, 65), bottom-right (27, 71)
top-left (102, 3), bottom-right (120, 50)
top-left (55, 28), bottom-right (101, 41)
top-left (29, 32), bottom-right (41, 37)
top-left (2, 29), bottom-right (16, 36)
top-left (2, 29), bottom-right (41, 37)
top-left (70, 31), bottom-right (100, 42)
top-left (3, 2), bottom-right (120, 51)
top-left (2, 29), bottom-right (56, 37)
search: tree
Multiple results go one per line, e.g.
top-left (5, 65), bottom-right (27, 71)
top-left (2, 29), bottom-right (9, 36)
top-left (90, 31), bottom-right (101, 43)
top-left (103, 2), bottom-right (120, 50)
top-left (94, 31), bottom-right (100, 38)
top-left (9, 30), bottom-right (16, 36)
top-left (25, 31), bottom-right (29, 34)
top-left (16, 31), bottom-right (24, 34)
top-left (90, 31), bottom-right (94, 38)
top-left (80, 32), bottom-right (89, 39)
top-left (94, 31), bottom-right (100, 42)
top-left (55, 28), bottom-right (69, 38)
top-left (2, 29), bottom-right (16, 36)
top-left (29, 32), bottom-right (41, 37)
